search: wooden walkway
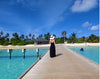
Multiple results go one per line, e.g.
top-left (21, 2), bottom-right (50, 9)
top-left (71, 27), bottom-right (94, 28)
top-left (0, 45), bottom-right (49, 49)
top-left (22, 44), bottom-right (99, 79)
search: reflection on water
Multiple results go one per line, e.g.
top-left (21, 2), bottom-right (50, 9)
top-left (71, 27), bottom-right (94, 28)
top-left (0, 48), bottom-right (48, 79)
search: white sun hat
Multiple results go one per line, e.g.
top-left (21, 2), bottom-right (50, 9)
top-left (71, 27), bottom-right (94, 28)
top-left (50, 35), bottom-right (55, 40)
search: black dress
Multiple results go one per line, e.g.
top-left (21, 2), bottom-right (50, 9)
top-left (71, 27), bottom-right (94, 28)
top-left (50, 43), bottom-right (56, 57)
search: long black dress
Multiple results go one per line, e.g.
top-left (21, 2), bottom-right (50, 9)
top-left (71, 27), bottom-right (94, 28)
top-left (50, 43), bottom-right (56, 57)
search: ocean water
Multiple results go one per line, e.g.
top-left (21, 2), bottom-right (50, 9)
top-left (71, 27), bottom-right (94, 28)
top-left (0, 48), bottom-right (48, 79)
top-left (68, 46), bottom-right (99, 64)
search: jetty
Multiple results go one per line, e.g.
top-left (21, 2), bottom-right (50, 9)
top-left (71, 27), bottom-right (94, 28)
top-left (0, 45), bottom-right (49, 59)
top-left (0, 45), bottom-right (49, 50)
top-left (21, 44), bottom-right (99, 79)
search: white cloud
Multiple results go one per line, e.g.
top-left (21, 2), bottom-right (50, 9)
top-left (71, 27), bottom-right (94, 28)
top-left (10, 0), bottom-right (72, 29)
top-left (90, 24), bottom-right (99, 30)
top-left (58, 16), bottom-right (64, 22)
top-left (82, 21), bottom-right (92, 27)
top-left (78, 30), bottom-right (82, 33)
top-left (0, 27), bottom-right (4, 31)
top-left (70, 29), bottom-right (82, 33)
top-left (71, 0), bottom-right (97, 12)
top-left (71, 29), bottom-right (77, 31)
top-left (0, 26), bottom-right (14, 37)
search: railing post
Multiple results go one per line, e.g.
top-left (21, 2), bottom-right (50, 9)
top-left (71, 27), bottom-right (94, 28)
top-left (36, 48), bottom-right (41, 60)
top-left (7, 49), bottom-right (12, 59)
top-left (22, 49), bottom-right (26, 58)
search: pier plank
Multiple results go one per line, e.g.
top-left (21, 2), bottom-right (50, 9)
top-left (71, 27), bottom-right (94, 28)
top-left (22, 44), bottom-right (99, 79)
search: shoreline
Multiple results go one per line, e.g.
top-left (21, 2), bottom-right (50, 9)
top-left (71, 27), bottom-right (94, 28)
top-left (0, 44), bottom-right (50, 49)
top-left (65, 43), bottom-right (99, 46)
top-left (0, 43), bottom-right (99, 49)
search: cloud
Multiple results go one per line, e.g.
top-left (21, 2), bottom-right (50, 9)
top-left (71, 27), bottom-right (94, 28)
top-left (82, 21), bottom-right (92, 27)
top-left (58, 16), bottom-right (64, 22)
top-left (71, 0), bottom-right (97, 12)
top-left (0, 26), bottom-right (14, 37)
top-left (78, 30), bottom-right (82, 33)
top-left (70, 28), bottom-right (82, 34)
top-left (90, 24), bottom-right (99, 30)
top-left (0, 0), bottom-right (73, 36)
top-left (16, 0), bottom-right (41, 8)
top-left (71, 29), bottom-right (77, 31)
top-left (9, 0), bottom-right (72, 29)
top-left (0, 27), bottom-right (4, 31)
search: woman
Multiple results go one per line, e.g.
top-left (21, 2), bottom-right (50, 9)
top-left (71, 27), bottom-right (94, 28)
top-left (49, 35), bottom-right (56, 57)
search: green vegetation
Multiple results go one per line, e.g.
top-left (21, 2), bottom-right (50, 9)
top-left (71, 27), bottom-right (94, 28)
top-left (0, 32), bottom-right (35, 46)
top-left (67, 33), bottom-right (99, 43)
top-left (87, 34), bottom-right (99, 43)
top-left (67, 32), bottom-right (77, 43)
top-left (0, 31), bottom-right (99, 45)
top-left (55, 38), bottom-right (64, 44)
top-left (62, 31), bottom-right (66, 42)
top-left (44, 32), bottom-right (50, 40)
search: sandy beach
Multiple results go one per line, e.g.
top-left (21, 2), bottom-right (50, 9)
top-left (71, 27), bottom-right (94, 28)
top-left (0, 44), bottom-right (50, 49)
top-left (0, 43), bottom-right (99, 49)
top-left (65, 43), bottom-right (99, 46)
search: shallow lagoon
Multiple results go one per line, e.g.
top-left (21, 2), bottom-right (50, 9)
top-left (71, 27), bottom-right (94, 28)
top-left (0, 48), bottom-right (48, 79)
top-left (68, 46), bottom-right (99, 64)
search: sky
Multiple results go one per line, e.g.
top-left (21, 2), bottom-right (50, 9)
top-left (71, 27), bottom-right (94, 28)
top-left (0, 0), bottom-right (99, 38)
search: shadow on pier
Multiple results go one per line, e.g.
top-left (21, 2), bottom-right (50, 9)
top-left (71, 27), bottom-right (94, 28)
top-left (56, 53), bottom-right (63, 57)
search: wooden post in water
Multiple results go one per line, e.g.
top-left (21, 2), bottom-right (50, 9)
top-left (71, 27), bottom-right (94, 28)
top-left (36, 48), bottom-right (41, 60)
top-left (22, 49), bottom-right (26, 58)
top-left (7, 49), bottom-right (12, 59)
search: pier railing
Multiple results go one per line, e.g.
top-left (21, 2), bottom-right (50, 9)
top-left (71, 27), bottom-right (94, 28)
top-left (0, 46), bottom-right (49, 59)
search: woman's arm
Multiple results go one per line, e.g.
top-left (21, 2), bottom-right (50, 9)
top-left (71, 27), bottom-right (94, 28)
top-left (49, 40), bottom-right (51, 44)
top-left (54, 40), bottom-right (56, 44)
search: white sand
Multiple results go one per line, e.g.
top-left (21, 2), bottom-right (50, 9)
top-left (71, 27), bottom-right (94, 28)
top-left (0, 44), bottom-right (50, 49)
top-left (65, 43), bottom-right (99, 46)
top-left (0, 43), bottom-right (99, 49)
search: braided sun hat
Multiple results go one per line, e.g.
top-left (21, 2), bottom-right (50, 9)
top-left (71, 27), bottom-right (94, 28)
top-left (50, 35), bottom-right (55, 40)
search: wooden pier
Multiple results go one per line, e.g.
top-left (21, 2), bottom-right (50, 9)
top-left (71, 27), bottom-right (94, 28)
top-left (0, 45), bottom-right (49, 59)
top-left (0, 45), bottom-right (49, 50)
top-left (22, 44), bottom-right (99, 79)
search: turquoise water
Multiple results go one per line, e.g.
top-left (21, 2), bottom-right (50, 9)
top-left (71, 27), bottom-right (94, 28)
top-left (0, 48), bottom-right (48, 79)
top-left (68, 46), bottom-right (99, 64)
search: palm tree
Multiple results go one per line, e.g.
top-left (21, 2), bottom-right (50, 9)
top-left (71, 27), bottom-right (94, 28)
top-left (87, 34), bottom-right (99, 43)
top-left (0, 31), bottom-right (3, 38)
top-left (79, 36), bottom-right (85, 42)
top-left (29, 33), bottom-right (31, 39)
top-left (5, 33), bottom-right (9, 38)
top-left (12, 33), bottom-right (19, 39)
top-left (20, 34), bottom-right (24, 40)
top-left (62, 31), bottom-right (66, 42)
top-left (6, 33), bottom-right (9, 37)
top-left (32, 34), bottom-right (35, 40)
top-left (44, 32), bottom-right (50, 40)
top-left (71, 32), bottom-right (77, 43)
top-left (26, 35), bottom-right (28, 40)
top-left (39, 34), bottom-right (42, 38)
top-left (0, 31), bottom-right (3, 35)
top-left (71, 32), bottom-right (76, 38)
top-left (5, 33), bottom-right (9, 41)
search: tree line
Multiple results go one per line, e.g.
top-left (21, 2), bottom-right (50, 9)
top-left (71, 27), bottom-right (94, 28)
top-left (0, 31), bottom-right (99, 46)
